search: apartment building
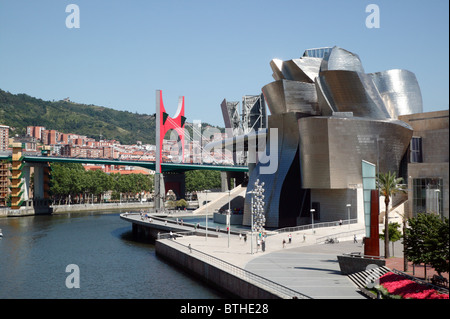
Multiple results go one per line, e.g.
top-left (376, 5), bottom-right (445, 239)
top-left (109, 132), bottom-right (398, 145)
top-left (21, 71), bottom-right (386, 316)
top-left (0, 125), bottom-right (9, 151)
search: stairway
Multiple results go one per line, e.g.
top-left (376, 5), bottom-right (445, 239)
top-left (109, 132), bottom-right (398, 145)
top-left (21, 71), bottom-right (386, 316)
top-left (347, 265), bottom-right (391, 289)
top-left (193, 185), bottom-right (246, 215)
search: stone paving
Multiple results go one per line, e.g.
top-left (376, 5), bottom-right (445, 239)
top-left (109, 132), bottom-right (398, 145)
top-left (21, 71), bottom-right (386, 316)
top-left (140, 212), bottom-right (370, 299)
top-left (122, 212), bottom-right (430, 299)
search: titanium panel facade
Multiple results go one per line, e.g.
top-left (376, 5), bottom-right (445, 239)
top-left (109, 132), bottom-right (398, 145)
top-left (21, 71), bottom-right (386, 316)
top-left (298, 116), bottom-right (413, 189)
top-left (317, 70), bottom-right (390, 120)
top-left (320, 46), bottom-right (365, 73)
top-left (240, 45), bottom-right (422, 228)
top-left (243, 112), bottom-right (302, 228)
top-left (370, 69), bottom-right (423, 118)
top-left (262, 80), bottom-right (318, 115)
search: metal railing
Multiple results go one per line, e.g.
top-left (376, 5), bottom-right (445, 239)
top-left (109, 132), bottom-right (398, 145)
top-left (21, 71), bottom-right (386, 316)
top-left (316, 228), bottom-right (366, 244)
top-left (157, 231), bottom-right (198, 240)
top-left (275, 219), bottom-right (358, 234)
top-left (160, 238), bottom-right (312, 299)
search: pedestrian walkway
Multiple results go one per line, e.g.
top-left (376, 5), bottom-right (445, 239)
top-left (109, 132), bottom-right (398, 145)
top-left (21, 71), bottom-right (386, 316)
top-left (169, 222), bottom-right (369, 299)
top-left (123, 212), bottom-right (437, 299)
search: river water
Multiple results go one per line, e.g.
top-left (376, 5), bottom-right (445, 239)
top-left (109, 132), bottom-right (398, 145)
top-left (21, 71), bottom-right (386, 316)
top-left (0, 211), bottom-right (224, 299)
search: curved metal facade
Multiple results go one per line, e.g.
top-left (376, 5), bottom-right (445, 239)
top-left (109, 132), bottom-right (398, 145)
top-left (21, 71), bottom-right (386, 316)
top-left (262, 80), bottom-right (318, 115)
top-left (370, 69), bottom-right (423, 117)
top-left (320, 46), bottom-right (365, 73)
top-left (243, 112), bottom-right (302, 228)
top-left (299, 117), bottom-right (413, 189)
top-left (242, 46), bottom-right (421, 228)
top-left (317, 70), bottom-right (390, 119)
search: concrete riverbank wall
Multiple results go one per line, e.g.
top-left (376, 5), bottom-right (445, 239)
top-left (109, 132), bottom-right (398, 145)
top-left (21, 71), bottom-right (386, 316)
top-left (155, 239), bottom-right (283, 299)
top-left (0, 202), bottom-right (154, 217)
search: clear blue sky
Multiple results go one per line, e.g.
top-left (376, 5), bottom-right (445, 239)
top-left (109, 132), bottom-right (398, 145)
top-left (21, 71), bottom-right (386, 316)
top-left (0, 0), bottom-right (448, 127)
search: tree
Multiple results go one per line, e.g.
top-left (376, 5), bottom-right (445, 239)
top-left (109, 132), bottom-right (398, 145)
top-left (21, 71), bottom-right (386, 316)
top-left (377, 171), bottom-right (406, 258)
top-left (380, 222), bottom-right (402, 257)
top-left (404, 213), bottom-right (449, 277)
top-left (176, 199), bottom-right (187, 209)
top-left (185, 170), bottom-right (221, 192)
top-left (430, 216), bottom-right (449, 275)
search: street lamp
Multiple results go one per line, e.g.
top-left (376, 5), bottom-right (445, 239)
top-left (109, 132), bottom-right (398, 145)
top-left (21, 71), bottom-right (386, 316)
top-left (205, 190), bottom-right (210, 241)
top-left (346, 204), bottom-right (351, 229)
top-left (228, 189), bottom-right (231, 248)
top-left (310, 208), bottom-right (315, 233)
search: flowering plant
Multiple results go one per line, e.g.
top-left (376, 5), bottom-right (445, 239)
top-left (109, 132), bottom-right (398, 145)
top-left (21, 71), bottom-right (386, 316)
top-left (377, 272), bottom-right (449, 299)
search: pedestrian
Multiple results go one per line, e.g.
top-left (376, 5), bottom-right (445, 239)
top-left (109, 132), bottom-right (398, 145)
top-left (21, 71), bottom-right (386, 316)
top-left (354, 234), bottom-right (358, 243)
top-left (262, 237), bottom-right (266, 252)
top-left (282, 239), bottom-right (286, 248)
top-left (244, 234), bottom-right (247, 243)
top-left (339, 219), bottom-right (342, 226)
top-left (239, 233), bottom-right (242, 241)
top-left (257, 238), bottom-right (261, 252)
top-left (288, 233), bottom-right (292, 244)
top-left (303, 234), bottom-right (306, 242)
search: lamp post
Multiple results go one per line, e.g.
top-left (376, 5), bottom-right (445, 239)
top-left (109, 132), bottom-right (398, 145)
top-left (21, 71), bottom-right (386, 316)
top-left (346, 204), bottom-right (351, 229)
top-left (310, 208), bottom-right (315, 233)
top-left (205, 190), bottom-right (210, 241)
top-left (228, 189), bottom-right (231, 248)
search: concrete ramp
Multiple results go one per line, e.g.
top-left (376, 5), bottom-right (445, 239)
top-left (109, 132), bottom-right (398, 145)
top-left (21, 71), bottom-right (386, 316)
top-left (193, 185), bottom-right (246, 215)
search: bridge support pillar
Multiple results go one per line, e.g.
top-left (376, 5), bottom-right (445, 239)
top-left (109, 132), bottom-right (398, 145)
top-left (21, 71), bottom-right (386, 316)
top-left (221, 172), bottom-right (228, 192)
top-left (164, 172), bottom-right (185, 200)
top-left (22, 165), bottom-right (31, 201)
top-left (34, 165), bottom-right (45, 200)
top-left (154, 173), bottom-right (165, 213)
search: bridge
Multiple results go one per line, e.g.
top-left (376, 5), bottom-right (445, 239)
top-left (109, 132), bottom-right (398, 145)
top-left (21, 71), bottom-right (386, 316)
top-left (0, 90), bottom-right (249, 214)
top-left (0, 150), bottom-right (247, 212)
top-left (0, 153), bottom-right (248, 173)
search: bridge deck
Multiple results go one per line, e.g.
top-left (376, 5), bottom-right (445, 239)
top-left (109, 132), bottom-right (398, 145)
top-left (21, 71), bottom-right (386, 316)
top-left (0, 154), bottom-right (248, 172)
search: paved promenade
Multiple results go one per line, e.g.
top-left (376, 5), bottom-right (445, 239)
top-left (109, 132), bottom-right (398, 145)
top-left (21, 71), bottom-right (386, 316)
top-left (121, 212), bottom-right (377, 299)
top-left (171, 224), bottom-right (368, 299)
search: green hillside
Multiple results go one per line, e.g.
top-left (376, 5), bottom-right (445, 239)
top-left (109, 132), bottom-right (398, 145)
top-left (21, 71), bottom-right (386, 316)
top-left (0, 89), bottom-right (223, 145)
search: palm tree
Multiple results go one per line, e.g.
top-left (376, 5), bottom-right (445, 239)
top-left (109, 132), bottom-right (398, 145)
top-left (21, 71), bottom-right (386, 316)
top-left (377, 171), bottom-right (406, 258)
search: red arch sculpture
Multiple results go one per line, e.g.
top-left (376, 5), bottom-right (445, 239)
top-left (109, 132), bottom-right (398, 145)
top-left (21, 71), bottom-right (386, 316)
top-left (157, 90), bottom-right (186, 169)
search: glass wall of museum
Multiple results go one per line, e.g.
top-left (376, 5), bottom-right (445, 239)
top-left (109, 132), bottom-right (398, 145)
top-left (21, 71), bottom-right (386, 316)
top-left (412, 178), bottom-right (443, 219)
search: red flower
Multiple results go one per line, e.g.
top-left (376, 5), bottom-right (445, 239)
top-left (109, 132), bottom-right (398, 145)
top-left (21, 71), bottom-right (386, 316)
top-left (378, 272), bottom-right (449, 299)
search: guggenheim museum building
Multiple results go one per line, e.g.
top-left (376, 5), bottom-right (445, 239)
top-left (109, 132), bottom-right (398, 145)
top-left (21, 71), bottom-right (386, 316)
top-left (240, 46), bottom-right (429, 229)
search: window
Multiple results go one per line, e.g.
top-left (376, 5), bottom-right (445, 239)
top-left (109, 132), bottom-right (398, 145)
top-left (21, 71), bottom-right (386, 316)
top-left (410, 136), bottom-right (423, 163)
top-left (412, 178), bottom-right (443, 218)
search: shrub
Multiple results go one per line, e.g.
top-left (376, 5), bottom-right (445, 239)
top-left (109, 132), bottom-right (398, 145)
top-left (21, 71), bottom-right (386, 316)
top-left (376, 272), bottom-right (449, 299)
